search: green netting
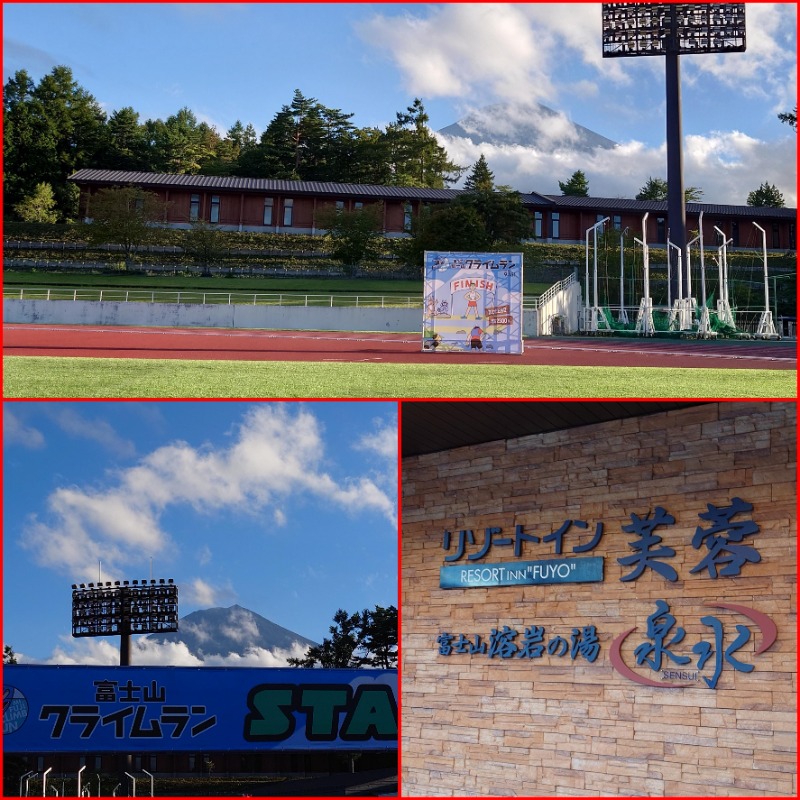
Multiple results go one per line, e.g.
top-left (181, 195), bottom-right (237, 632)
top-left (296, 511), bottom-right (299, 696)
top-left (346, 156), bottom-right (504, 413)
top-left (597, 301), bottom-right (740, 337)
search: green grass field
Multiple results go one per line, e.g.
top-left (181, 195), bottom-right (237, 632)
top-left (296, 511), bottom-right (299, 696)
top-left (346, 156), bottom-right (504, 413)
top-left (4, 356), bottom-right (795, 399)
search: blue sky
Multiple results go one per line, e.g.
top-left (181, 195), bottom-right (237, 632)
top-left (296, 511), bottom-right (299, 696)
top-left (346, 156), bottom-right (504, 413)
top-left (2, 3), bottom-right (797, 203)
top-left (3, 401), bottom-right (398, 665)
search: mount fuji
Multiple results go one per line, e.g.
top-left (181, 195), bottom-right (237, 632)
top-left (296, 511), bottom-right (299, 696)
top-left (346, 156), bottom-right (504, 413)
top-left (145, 604), bottom-right (318, 661)
top-left (438, 101), bottom-right (618, 155)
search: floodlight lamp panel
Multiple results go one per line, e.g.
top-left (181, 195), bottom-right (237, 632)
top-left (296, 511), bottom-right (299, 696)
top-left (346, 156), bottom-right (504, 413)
top-left (602, 3), bottom-right (746, 58)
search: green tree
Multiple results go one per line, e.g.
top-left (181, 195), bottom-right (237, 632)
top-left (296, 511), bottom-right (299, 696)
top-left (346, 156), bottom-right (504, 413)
top-left (684, 186), bottom-right (704, 202)
top-left (558, 169), bottom-right (589, 197)
top-left (778, 107), bottom-right (797, 131)
top-left (456, 161), bottom-right (531, 246)
top-left (383, 99), bottom-right (463, 188)
top-left (183, 220), bottom-right (228, 275)
top-left (288, 605), bottom-right (397, 669)
top-left (348, 127), bottom-right (392, 184)
top-left (463, 154), bottom-right (495, 192)
top-left (256, 90), bottom-right (329, 180)
top-left (357, 605), bottom-right (398, 669)
top-left (288, 608), bottom-right (363, 668)
top-left (747, 182), bottom-right (785, 208)
top-left (105, 107), bottom-right (150, 170)
top-left (4, 645), bottom-right (18, 664)
top-left (208, 120), bottom-right (258, 175)
top-left (636, 177), bottom-right (669, 200)
top-left (13, 182), bottom-right (59, 223)
top-left (3, 69), bottom-right (37, 213)
top-left (397, 203), bottom-right (489, 269)
top-left (86, 186), bottom-right (168, 267)
top-left (316, 202), bottom-right (385, 273)
top-left (156, 107), bottom-right (218, 174)
top-left (636, 177), bottom-right (703, 202)
top-left (3, 66), bottom-right (107, 218)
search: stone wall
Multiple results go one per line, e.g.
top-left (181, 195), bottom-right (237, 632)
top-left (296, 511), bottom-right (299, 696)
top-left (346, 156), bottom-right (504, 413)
top-left (401, 402), bottom-right (796, 796)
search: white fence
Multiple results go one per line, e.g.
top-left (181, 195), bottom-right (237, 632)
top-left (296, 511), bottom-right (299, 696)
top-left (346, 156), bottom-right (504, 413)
top-left (2, 273), bottom-right (580, 337)
top-left (3, 287), bottom-right (420, 307)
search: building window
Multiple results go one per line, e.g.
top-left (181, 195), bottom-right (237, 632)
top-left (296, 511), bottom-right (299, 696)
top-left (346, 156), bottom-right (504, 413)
top-left (403, 202), bottom-right (413, 231)
top-left (190, 194), bottom-right (200, 222)
top-left (772, 223), bottom-right (780, 248)
top-left (335, 200), bottom-right (345, 211)
top-left (355, 201), bottom-right (363, 210)
top-left (657, 217), bottom-right (666, 243)
top-left (613, 215), bottom-right (622, 231)
top-left (731, 220), bottom-right (739, 247)
top-left (534, 211), bottom-right (543, 238)
top-left (789, 224), bottom-right (796, 250)
top-left (210, 195), bottom-right (220, 224)
top-left (551, 212), bottom-right (560, 239)
top-left (283, 198), bottom-right (294, 227)
top-left (263, 198), bottom-right (274, 226)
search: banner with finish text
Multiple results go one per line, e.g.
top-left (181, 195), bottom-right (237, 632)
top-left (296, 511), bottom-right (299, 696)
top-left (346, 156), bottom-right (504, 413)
top-left (3, 665), bottom-right (397, 752)
top-left (423, 251), bottom-right (523, 354)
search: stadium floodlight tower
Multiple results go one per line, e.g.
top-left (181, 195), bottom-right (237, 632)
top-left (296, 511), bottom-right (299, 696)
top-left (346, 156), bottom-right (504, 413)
top-left (72, 578), bottom-right (178, 665)
top-left (602, 4), bottom-right (746, 305)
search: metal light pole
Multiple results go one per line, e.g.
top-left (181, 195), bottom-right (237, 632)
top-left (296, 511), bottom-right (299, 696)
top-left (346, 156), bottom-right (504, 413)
top-left (602, 3), bottom-right (746, 309)
top-left (72, 579), bottom-right (178, 797)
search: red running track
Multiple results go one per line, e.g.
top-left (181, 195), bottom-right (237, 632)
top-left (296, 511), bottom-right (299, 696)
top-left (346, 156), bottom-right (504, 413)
top-left (4, 324), bottom-right (797, 370)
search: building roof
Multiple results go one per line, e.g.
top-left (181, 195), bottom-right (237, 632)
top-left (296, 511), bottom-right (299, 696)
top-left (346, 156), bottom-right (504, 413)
top-left (69, 169), bottom-right (795, 216)
top-left (543, 194), bottom-right (797, 218)
top-left (402, 401), bottom-right (706, 457)
top-left (68, 169), bottom-right (464, 202)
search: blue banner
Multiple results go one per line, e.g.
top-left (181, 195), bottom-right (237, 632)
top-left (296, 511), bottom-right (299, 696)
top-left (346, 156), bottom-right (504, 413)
top-left (440, 557), bottom-right (603, 588)
top-left (423, 251), bottom-right (523, 354)
top-left (3, 665), bottom-right (397, 753)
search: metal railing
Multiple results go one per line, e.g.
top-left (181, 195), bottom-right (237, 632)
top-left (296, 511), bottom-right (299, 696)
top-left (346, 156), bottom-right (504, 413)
top-left (4, 286), bottom-right (423, 309)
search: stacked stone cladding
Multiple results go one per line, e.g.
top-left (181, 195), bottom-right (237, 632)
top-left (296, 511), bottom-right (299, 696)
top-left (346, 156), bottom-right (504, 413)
top-left (401, 402), bottom-right (796, 796)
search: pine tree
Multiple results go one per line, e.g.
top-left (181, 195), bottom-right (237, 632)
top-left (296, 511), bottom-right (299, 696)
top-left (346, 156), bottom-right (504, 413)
top-left (384, 99), bottom-right (463, 188)
top-left (636, 176), bottom-right (669, 200)
top-left (747, 182), bottom-right (785, 208)
top-left (558, 170), bottom-right (589, 197)
top-left (463, 155), bottom-right (495, 192)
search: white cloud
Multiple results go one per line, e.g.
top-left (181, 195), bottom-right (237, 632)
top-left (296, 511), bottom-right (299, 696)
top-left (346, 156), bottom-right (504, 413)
top-left (356, 4), bottom-right (645, 107)
top-left (440, 131), bottom-right (797, 207)
top-left (38, 634), bottom-right (309, 667)
top-left (359, 4), bottom-right (794, 111)
top-left (20, 405), bottom-right (398, 581)
top-left (44, 407), bottom-right (136, 459)
top-left (3, 408), bottom-right (45, 449)
top-left (354, 421), bottom-right (397, 461)
top-left (682, 4), bottom-right (796, 105)
top-left (185, 577), bottom-right (220, 607)
top-left (221, 607), bottom-right (259, 643)
top-left (359, 3), bottom-right (795, 206)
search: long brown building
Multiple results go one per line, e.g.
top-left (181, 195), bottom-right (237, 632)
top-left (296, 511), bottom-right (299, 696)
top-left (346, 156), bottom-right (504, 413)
top-left (69, 169), bottom-right (797, 251)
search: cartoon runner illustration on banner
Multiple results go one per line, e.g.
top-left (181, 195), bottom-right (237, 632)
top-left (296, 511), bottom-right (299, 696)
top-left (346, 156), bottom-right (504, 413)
top-left (422, 252), bottom-right (523, 354)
